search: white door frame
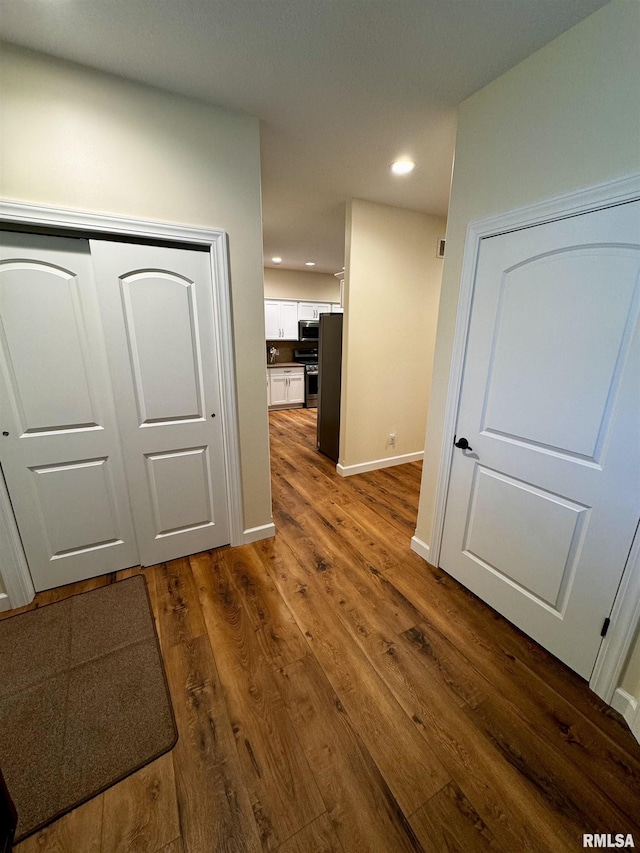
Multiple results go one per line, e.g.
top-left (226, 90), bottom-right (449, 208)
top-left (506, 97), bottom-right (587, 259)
top-left (0, 199), bottom-right (245, 608)
top-left (422, 172), bottom-right (640, 704)
top-left (0, 465), bottom-right (35, 611)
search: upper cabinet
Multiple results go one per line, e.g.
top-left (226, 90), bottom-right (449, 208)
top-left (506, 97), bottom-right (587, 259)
top-left (264, 298), bottom-right (342, 340)
top-left (265, 300), bottom-right (299, 340)
top-left (298, 302), bottom-right (330, 321)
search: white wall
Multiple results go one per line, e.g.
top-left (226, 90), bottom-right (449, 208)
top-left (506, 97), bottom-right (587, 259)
top-left (341, 199), bottom-right (445, 472)
top-left (0, 44), bottom-right (272, 573)
top-left (264, 268), bottom-right (341, 302)
top-left (413, 0), bottom-right (640, 699)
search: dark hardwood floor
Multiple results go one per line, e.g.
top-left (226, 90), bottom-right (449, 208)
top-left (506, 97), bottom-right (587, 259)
top-left (8, 407), bottom-right (640, 852)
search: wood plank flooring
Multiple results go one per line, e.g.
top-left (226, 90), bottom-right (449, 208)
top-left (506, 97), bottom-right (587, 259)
top-left (6, 407), bottom-right (640, 852)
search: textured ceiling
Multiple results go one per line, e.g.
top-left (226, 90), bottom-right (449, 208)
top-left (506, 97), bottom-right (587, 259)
top-left (0, 0), bottom-right (609, 272)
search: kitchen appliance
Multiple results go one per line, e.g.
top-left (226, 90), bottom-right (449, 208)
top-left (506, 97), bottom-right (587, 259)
top-left (317, 313), bottom-right (343, 461)
top-left (298, 319), bottom-right (319, 341)
top-left (293, 348), bottom-right (318, 408)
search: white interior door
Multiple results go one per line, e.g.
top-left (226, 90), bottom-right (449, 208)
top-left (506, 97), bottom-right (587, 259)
top-left (0, 233), bottom-right (138, 590)
top-left (89, 240), bottom-right (230, 566)
top-left (440, 200), bottom-right (640, 679)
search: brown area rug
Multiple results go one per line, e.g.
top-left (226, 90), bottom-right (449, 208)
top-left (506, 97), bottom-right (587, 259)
top-left (0, 575), bottom-right (177, 843)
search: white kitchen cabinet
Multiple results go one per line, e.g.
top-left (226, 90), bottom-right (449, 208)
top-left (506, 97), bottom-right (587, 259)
top-left (288, 370), bottom-right (305, 404)
top-left (298, 301), bottom-right (330, 321)
top-left (264, 301), bottom-right (280, 339)
top-left (269, 372), bottom-right (288, 406)
top-left (267, 366), bottom-right (305, 409)
top-left (265, 300), bottom-right (298, 340)
top-left (331, 303), bottom-right (343, 313)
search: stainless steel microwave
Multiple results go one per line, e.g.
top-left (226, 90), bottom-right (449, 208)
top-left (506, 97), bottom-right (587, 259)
top-left (298, 320), bottom-right (319, 340)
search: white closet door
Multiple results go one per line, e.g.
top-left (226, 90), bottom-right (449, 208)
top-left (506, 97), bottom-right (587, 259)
top-left (90, 240), bottom-right (230, 566)
top-left (0, 233), bottom-right (138, 591)
top-left (440, 200), bottom-right (640, 679)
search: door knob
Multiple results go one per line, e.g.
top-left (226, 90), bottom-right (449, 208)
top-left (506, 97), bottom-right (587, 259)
top-left (454, 436), bottom-right (472, 451)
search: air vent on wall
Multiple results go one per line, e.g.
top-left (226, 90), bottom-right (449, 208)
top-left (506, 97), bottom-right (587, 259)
top-left (437, 238), bottom-right (446, 259)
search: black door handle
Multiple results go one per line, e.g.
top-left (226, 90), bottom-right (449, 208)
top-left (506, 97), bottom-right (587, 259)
top-left (454, 436), bottom-right (472, 451)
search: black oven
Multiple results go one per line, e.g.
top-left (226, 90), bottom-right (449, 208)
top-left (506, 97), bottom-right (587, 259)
top-left (304, 364), bottom-right (318, 408)
top-left (293, 348), bottom-right (318, 408)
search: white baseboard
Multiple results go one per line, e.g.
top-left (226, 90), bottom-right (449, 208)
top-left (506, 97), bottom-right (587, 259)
top-left (610, 686), bottom-right (636, 717)
top-left (336, 451), bottom-right (424, 477)
top-left (411, 535), bottom-right (431, 564)
top-left (610, 687), bottom-right (640, 744)
top-left (242, 522), bottom-right (276, 544)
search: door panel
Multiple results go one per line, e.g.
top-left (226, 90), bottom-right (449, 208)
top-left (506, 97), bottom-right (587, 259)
top-left (120, 271), bottom-right (205, 424)
top-left (482, 250), bottom-right (639, 459)
top-left (0, 234), bottom-right (139, 590)
top-left (441, 201), bottom-right (640, 678)
top-left (464, 467), bottom-right (588, 609)
top-left (29, 457), bottom-right (127, 558)
top-left (0, 261), bottom-right (101, 432)
top-left (145, 446), bottom-right (214, 536)
top-left (90, 241), bottom-right (230, 566)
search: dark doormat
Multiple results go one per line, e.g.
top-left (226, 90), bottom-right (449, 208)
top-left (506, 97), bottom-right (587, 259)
top-left (0, 575), bottom-right (177, 844)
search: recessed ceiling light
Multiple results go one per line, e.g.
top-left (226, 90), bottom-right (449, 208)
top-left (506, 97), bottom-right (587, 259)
top-left (272, 256), bottom-right (282, 263)
top-left (305, 262), bottom-right (316, 266)
top-left (391, 159), bottom-right (416, 175)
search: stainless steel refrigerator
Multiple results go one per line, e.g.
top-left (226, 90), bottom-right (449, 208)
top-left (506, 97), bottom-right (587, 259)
top-left (317, 312), bottom-right (343, 461)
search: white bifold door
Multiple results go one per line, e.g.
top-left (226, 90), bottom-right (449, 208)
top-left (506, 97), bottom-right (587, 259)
top-left (89, 240), bottom-right (229, 567)
top-left (0, 234), bottom-right (138, 590)
top-left (440, 200), bottom-right (640, 680)
top-left (0, 233), bottom-right (230, 591)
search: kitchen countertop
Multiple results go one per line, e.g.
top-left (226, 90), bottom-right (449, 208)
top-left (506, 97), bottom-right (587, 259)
top-left (267, 362), bottom-right (303, 368)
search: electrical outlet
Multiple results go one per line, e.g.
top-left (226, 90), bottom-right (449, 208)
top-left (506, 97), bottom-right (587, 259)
top-left (389, 432), bottom-right (396, 447)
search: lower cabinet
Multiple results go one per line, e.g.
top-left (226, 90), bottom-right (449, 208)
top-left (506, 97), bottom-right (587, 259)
top-left (268, 366), bottom-right (305, 409)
